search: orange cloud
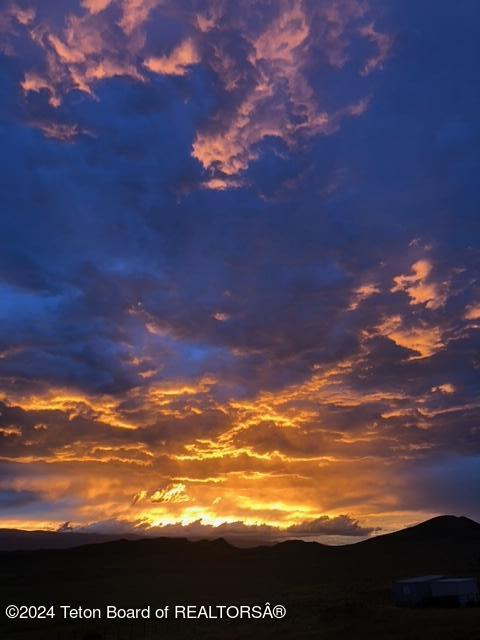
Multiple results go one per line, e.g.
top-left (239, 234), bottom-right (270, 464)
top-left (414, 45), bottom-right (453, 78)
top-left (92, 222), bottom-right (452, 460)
top-left (150, 483), bottom-right (190, 504)
top-left (15, 0), bottom-right (389, 191)
top-left (212, 312), bottom-right (230, 321)
top-left (81, 0), bottom-right (112, 14)
top-left (391, 260), bottom-right (447, 310)
top-left (376, 315), bottom-right (444, 358)
top-left (200, 177), bottom-right (244, 191)
top-left (10, 4), bottom-right (36, 25)
top-left (119, 0), bottom-right (160, 35)
top-left (348, 282), bottom-right (380, 310)
top-left (21, 69), bottom-right (61, 107)
top-left (465, 303), bottom-right (480, 320)
top-left (20, 7), bottom-right (146, 103)
top-left (359, 22), bottom-right (392, 75)
top-left (144, 39), bottom-right (201, 76)
top-left (0, 340), bottom-right (465, 537)
top-left (192, 0), bottom-right (377, 178)
top-left (31, 121), bottom-right (84, 141)
top-left (431, 383), bottom-right (455, 395)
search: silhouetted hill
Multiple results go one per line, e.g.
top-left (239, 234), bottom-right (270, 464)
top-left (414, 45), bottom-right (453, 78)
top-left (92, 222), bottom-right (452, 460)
top-left (2, 515), bottom-right (478, 553)
top-left (356, 515), bottom-right (480, 545)
top-left (338, 515), bottom-right (480, 580)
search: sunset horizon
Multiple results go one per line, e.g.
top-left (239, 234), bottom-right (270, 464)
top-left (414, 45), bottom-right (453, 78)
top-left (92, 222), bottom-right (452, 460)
top-left (1, 0), bottom-right (480, 551)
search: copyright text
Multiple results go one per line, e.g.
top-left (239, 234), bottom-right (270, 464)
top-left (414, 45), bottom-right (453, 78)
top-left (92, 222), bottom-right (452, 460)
top-left (4, 603), bottom-right (286, 621)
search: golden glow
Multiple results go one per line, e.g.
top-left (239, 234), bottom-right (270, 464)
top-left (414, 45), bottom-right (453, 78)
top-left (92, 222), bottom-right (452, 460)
top-left (4, 390), bottom-right (138, 430)
top-left (2, 341), bottom-right (446, 535)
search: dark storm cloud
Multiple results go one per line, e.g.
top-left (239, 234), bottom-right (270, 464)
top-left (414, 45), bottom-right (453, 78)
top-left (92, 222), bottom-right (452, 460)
top-left (286, 514), bottom-right (374, 537)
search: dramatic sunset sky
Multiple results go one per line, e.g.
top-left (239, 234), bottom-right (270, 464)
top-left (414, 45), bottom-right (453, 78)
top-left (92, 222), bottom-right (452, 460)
top-left (0, 0), bottom-right (479, 542)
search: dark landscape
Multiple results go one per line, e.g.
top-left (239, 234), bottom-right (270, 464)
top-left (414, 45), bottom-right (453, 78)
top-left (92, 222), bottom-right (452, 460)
top-left (1, 516), bottom-right (480, 640)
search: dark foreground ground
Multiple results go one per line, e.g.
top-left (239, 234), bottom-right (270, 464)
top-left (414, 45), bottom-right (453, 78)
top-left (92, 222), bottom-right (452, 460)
top-left (1, 515), bottom-right (480, 640)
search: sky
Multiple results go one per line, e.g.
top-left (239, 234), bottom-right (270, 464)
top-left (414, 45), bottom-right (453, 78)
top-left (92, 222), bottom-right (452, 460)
top-left (0, 0), bottom-right (479, 543)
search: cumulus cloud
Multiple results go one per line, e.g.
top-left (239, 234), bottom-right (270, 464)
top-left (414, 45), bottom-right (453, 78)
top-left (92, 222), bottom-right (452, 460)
top-left (74, 512), bottom-right (375, 541)
top-left (285, 514), bottom-right (375, 536)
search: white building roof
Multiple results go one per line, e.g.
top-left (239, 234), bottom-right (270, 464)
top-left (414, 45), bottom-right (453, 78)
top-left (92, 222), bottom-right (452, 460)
top-left (395, 575), bottom-right (444, 584)
top-left (435, 578), bottom-right (476, 583)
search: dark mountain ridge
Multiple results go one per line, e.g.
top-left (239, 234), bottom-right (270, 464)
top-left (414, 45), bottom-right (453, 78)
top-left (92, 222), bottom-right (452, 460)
top-left (2, 515), bottom-right (479, 576)
top-left (1, 514), bottom-right (479, 555)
